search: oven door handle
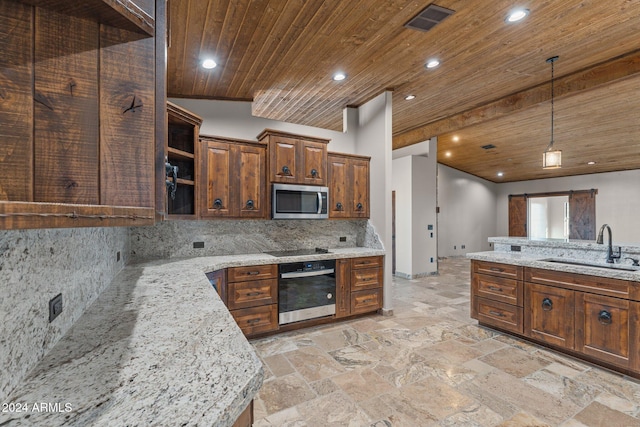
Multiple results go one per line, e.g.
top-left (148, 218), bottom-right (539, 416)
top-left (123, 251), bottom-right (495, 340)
top-left (281, 268), bottom-right (335, 279)
top-left (317, 192), bottom-right (322, 214)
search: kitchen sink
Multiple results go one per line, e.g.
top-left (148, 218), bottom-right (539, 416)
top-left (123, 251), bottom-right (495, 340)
top-left (540, 258), bottom-right (640, 272)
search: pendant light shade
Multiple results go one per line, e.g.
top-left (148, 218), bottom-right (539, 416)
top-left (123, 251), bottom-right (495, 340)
top-left (543, 56), bottom-right (561, 169)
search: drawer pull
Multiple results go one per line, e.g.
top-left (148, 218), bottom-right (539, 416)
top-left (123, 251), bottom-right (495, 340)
top-left (246, 292), bottom-right (261, 297)
top-left (246, 271), bottom-right (260, 275)
top-left (542, 298), bottom-right (553, 311)
top-left (489, 267), bottom-right (504, 272)
top-left (489, 310), bottom-right (505, 317)
top-left (598, 310), bottom-right (612, 325)
top-left (247, 318), bottom-right (261, 324)
top-left (362, 299), bottom-right (371, 304)
top-left (488, 286), bottom-right (503, 292)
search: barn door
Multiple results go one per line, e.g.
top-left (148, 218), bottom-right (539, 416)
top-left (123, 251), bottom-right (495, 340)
top-left (569, 191), bottom-right (596, 240)
top-left (508, 195), bottom-right (528, 237)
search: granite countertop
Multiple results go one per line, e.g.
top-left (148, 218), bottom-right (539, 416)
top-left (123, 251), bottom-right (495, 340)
top-left (467, 251), bottom-right (640, 282)
top-left (489, 236), bottom-right (640, 254)
top-left (5, 247), bottom-right (384, 426)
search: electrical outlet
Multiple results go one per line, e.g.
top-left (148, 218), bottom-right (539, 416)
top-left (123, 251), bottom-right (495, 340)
top-left (430, 257), bottom-right (434, 262)
top-left (454, 245), bottom-right (456, 250)
top-left (193, 241), bottom-right (204, 249)
top-left (461, 245), bottom-right (465, 249)
top-left (49, 294), bottom-right (63, 323)
top-left (339, 236), bottom-right (346, 242)
top-left (117, 251), bottom-right (121, 262)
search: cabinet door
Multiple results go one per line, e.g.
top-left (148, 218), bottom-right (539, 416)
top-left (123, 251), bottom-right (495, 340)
top-left (270, 136), bottom-right (297, 183)
top-left (237, 144), bottom-right (266, 218)
top-left (525, 283), bottom-right (575, 349)
top-left (351, 158), bottom-right (369, 218)
top-left (201, 140), bottom-right (233, 217)
top-left (328, 155), bottom-right (350, 218)
top-left (335, 259), bottom-right (351, 318)
top-left (301, 141), bottom-right (326, 186)
top-left (575, 293), bottom-right (634, 369)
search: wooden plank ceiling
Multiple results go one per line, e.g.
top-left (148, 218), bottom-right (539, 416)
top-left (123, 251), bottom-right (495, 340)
top-left (167, 0), bottom-right (640, 182)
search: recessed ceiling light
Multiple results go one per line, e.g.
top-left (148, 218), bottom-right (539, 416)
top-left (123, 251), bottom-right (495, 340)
top-left (201, 59), bottom-right (217, 69)
top-left (405, 94), bottom-right (416, 100)
top-left (452, 135), bottom-right (459, 142)
top-left (445, 151), bottom-right (452, 157)
top-left (332, 72), bottom-right (346, 81)
top-left (426, 59), bottom-right (440, 69)
top-left (587, 161), bottom-right (596, 165)
top-left (505, 8), bottom-right (529, 23)
top-left (497, 172), bottom-right (504, 177)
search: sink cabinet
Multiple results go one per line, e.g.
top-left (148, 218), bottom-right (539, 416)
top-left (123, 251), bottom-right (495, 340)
top-left (471, 260), bottom-right (640, 377)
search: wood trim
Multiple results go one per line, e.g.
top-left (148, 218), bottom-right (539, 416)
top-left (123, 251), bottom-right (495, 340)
top-left (167, 100), bottom-right (203, 126)
top-left (327, 151), bottom-right (371, 161)
top-left (393, 51), bottom-right (640, 149)
top-left (200, 134), bottom-right (266, 148)
top-left (509, 189), bottom-right (598, 199)
top-left (256, 128), bottom-right (330, 145)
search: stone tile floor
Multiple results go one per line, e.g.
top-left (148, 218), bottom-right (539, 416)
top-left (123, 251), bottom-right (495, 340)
top-left (250, 258), bottom-right (640, 426)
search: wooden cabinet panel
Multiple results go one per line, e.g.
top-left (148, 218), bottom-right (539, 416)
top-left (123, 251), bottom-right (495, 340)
top-left (301, 141), bottom-right (326, 186)
top-left (575, 293), bottom-right (632, 369)
top-left (231, 304), bottom-right (278, 336)
top-left (328, 156), bottom-right (349, 218)
top-left (352, 256), bottom-right (383, 269)
top-left (202, 140), bottom-right (233, 217)
top-left (351, 289), bottom-right (382, 315)
top-left (335, 259), bottom-right (351, 318)
top-left (328, 152), bottom-right (370, 219)
top-left (526, 268), bottom-right (630, 299)
top-left (508, 195), bottom-right (527, 237)
top-left (351, 158), bottom-right (369, 218)
top-left (476, 297), bottom-right (523, 334)
top-left (473, 274), bottom-right (522, 306)
top-left (0, 2), bottom-right (33, 202)
top-left (228, 264), bottom-right (277, 282)
top-left (100, 25), bottom-right (154, 208)
top-left (351, 267), bottom-right (383, 291)
top-left (206, 269), bottom-right (226, 305)
top-left (227, 279), bottom-right (277, 310)
top-left (270, 136), bottom-right (298, 183)
top-left (34, 10), bottom-right (99, 204)
top-left (237, 144), bottom-right (266, 218)
top-left (473, 260), bottom-right (523, 280)
top-left (232, 401), bottom-right (253, 427)
top-left (525, 282), bottom-right (575, 349)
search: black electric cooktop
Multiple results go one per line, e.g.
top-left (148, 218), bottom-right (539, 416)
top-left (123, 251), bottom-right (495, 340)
top-left (265, 248), bottom-right (330, 258)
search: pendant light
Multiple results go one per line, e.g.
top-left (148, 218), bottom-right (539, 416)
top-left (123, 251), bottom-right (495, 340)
top-left (543, 56), bottom-right (561, 169)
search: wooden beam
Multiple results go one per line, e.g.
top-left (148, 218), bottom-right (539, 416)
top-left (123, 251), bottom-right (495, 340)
top-left (393, 51), bottom-right (640, 150)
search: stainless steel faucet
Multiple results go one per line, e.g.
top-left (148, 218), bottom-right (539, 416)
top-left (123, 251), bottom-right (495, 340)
top-left (596, 224), bottom-right (621, 263)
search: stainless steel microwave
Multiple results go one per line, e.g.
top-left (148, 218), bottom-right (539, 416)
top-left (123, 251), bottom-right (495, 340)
top-left (272, 184), bottom-right (328, 219)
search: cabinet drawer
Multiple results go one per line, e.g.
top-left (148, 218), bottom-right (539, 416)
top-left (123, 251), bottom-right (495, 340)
top-left (525, 268), bottom-right (630, 299)
top-left (473, 260), bottom-right (523, 280)
top-left (227, 279), bottom-right (277, 310)
top-left (524, 283), bottom-right (575, 349)
top-left (231, 304), bottom-right (278, 336)
top-left (473, 274), bottom-right (522, 306)
top-left (475, 297), bottom-right (523, 334)
top-left (228, 264), bottom-right (277, 282)
top-left (351, 267), bottom-right (383, 291)
top-left (351, 289), bottom-right (382, 315)
top-left (351, 256), bottom-right (383, 269)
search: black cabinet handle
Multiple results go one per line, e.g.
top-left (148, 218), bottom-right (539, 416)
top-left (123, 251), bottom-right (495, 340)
top-left (213, 198), bottom-right (223, 209)
top-left (542, 297), bottom-right (553, 311)
top-left (311, 168), bottom-right (318, 178)
top-left (489, 310), bottom-right (505, 317)
top-left (246, 292), bottom-right (261, 297)
top-left (356, 203), bottom-right (363, 211)
top-left (488, 286), bottom-right (503, 292)
top-left (247, 318), bottom-right (261, 324)
top-left (247, 271), bottom-right (260, 275)
top-left (336, 202), bottom-right (343, 211)
top-left (490, 267), bottom-right (504, 272)
top-left (598, 310), bottom-right (612, 325)
top-left (246, 199), bottom-right (254, 210)
top-left (282, 165), bottom-right (291, 176)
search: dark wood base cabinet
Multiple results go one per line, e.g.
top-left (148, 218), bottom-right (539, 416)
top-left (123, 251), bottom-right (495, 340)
top-left (212, 255), bottom-right (384, 339)
top-left (471, 260), bottom-right (640, 378)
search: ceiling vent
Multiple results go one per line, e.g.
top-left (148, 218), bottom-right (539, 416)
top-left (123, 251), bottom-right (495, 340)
top-left (405, 4), bottom-right (455, 32)
top-left (481, 144), bottom-right (496, 150)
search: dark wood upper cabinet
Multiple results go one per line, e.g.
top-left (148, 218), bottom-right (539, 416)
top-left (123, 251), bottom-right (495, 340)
top-left (200, 136), bottom-right (267, 219)
top-left (258, 129), bottom-right (330, 186)
top-left (0, 0), bottom-right (164, 230)
top-left (328, 152), bottom-right (371, 219)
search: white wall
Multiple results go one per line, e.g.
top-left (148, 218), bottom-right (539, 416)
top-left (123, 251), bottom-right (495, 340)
top-left (355, 91), bottom-right (393, 312)
top-left (392, 156), bottom-right (412, 275)
top-left (496, 170), bottom-right (640, 244)
top-left (437, 164), bottom-right (498, 256)
top-left (411, 154), bottom-right (438, 275)
top-left (169, 98), bottom-right (356, 154)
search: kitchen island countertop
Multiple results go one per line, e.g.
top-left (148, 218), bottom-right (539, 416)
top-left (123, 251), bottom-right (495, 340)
top-left (5, 247), bottom-right (384, 426)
